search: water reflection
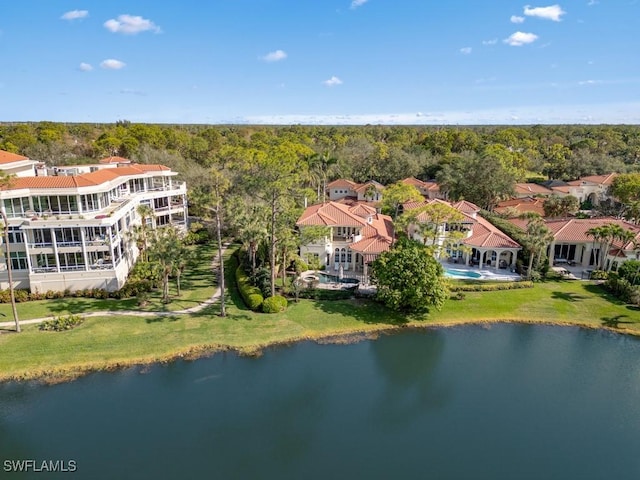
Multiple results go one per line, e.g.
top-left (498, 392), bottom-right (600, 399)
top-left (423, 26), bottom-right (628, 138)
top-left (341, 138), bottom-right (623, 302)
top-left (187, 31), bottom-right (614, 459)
top-left (369, 330), bottom-right (449, 428)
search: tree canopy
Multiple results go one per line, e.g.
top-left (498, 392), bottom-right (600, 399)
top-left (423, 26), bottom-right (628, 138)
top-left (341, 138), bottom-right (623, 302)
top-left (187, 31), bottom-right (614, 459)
top-left (371, 237), bottom-right (447, 312)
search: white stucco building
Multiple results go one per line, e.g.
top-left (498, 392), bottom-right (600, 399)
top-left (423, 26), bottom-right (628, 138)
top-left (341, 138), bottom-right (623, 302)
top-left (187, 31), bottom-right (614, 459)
top-left (0, 151), bottom-right (188, 292)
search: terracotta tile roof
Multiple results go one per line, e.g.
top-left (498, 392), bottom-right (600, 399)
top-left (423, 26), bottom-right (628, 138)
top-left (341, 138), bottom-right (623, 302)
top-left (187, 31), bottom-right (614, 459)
top-left (545, 217), bottom-right (640, 243)
top-left (350, 235), bottom-right (392, 256)
top-left (465, 215), bottom-right (521, 249)
top-left (568, 173), bottom-right (618, 186)
top-left (514, 183), bottom-right (554, 196)
top-left (99, 156), bottom-right (131, 164)
top-left (402, 200), bottom-right (430, 211)
top-left (348, 203), bottom-right (377, 217)
top-left (424, 181), bottom-right (440, 191)
top-left (0, 150), bottom-right (29, 165)
top-left (1, 164), bottom-right (173, 191)
top-left (551, 186), bottom-right (572, 194)
top-left (327, 179), bottom-right (358, 189)
top-left (495, 197), bottom-right (546, 217)
top-left (296, 202), bottom-right (369, 228)
top-left (353, 180), bottom-right (385, 193)
top-left (452, 200), bottom-right (480, 214)
top-left (402, 177), bottom-right (427, 188)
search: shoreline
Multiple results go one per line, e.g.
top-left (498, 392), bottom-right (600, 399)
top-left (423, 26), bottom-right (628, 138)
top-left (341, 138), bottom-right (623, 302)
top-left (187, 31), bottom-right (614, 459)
top-left (1, 317), bottom-right (637, 385)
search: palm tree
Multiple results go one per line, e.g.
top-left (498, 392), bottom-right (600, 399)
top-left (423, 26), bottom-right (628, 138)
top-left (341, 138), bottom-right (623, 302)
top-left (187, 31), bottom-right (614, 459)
top-left (131, 204), bottom-right (155, 262)
top-left (520, 213), bottom-right (553, 279)
top-left (307, 150), bottom-right (338, 203)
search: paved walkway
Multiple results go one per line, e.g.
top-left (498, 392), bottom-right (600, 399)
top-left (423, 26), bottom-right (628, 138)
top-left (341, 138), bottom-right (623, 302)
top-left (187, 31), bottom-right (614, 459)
top-left (0, 246), bottom-right (226, 330)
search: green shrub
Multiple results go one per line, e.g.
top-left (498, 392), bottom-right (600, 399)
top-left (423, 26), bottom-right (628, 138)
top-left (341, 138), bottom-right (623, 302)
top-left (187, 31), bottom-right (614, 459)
top-left (236, 266), bottom-right (264, 311)
top-left (262, 295), bottom-right (288, 313)
top-left (38, 314), bottom-right (84, 332)
top-left (14, 289), bottom-right (30, 303)
top-left (449, 281), bottom-right (534, 292)
top-left (590, 270), bottom-right (608, 280)
top-left (293, 257), bottom-right (309, 274)
top-left (297, 288), bottom-right (356, 300)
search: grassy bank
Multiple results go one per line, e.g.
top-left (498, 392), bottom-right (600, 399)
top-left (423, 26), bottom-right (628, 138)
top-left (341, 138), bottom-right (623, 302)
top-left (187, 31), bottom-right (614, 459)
top-left (0, 247), bottom-right (638, 382)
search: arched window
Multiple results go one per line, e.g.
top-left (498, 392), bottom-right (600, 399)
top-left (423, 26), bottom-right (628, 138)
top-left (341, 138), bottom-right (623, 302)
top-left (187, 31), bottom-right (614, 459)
top-left (341, 248), bottom-right (346, 262)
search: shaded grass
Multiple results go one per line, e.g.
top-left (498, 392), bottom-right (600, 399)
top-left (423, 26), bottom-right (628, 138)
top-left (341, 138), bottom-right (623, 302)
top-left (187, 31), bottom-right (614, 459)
top-left (0, 250), bottom-right (639, 383)
top-left (0, 243), bottom-right (217, 320)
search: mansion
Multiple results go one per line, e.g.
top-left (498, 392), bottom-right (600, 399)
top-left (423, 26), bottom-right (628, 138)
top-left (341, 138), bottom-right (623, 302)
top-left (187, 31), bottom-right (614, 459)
top-left (297, 194), bottom-right (521, 279)
top-left (0, 150), bottom-right (188, 292)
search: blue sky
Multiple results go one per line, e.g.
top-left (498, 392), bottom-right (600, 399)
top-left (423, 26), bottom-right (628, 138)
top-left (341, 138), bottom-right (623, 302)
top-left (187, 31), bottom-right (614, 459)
top-left (1, 1), bottom-right (639, 124)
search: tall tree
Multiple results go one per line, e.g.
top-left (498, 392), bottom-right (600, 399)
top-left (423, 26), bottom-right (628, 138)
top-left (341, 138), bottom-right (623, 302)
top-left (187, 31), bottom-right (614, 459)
top-left (436, 151), bottom-right (516, 210)
top-left (520, 213), bottom-right (554, 279)
top-left (371, 237), bottom-right (447, 312)
top-left (147, 226), bottom-right (187, 303)
top-left (380, 182), bottom-right (423, 220)
top-left (190, 168), bottom-right (232, 317)
top-left (245, 142), bottom-right (313, 297)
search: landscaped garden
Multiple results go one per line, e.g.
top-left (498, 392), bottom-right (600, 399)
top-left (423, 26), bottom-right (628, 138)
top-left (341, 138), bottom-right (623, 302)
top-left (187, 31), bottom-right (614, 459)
top-left (0, 245), bottom-right (639, 383)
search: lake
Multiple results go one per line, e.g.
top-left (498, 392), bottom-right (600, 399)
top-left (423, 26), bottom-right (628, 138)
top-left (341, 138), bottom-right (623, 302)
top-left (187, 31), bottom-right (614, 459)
top-left (1, 324), bottom-right (640, 479)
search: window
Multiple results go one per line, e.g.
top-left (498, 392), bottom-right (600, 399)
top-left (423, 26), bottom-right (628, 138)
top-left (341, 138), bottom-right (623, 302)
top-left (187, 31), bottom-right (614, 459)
top-left (81, 194), bottom-right (100, 212)
top-left (58, 252), bottom-right (85, 271)
top-left (55, 228), bottom-right (82, 246)
top-left (10, 251), bottom-right (27, 270)
top-left (7, 227), bottom-right (23, 244)
top-left (3, 197), bottom-right (29, 218)
top-left (32, 229), bottom-right (53, 246)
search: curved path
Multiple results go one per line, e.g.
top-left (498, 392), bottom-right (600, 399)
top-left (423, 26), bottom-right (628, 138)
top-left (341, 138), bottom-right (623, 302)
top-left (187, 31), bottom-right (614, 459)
top-left (0, 246), bottom-right (226, 330)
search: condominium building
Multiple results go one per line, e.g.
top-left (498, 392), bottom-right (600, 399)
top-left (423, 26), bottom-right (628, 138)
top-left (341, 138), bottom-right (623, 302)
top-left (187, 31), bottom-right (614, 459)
top-left (0, 151), bottom-right (188, 292)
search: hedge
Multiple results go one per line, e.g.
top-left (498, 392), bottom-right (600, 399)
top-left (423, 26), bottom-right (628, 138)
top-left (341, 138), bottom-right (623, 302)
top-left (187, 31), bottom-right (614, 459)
top-left (449, 281), bottom-right (534, 292)
top-left (235, 266), bottom-right (264, 311)
top-left (297, 287), bottom-right (357, 300)
top-left (262, 295), bottom-right (288, 313)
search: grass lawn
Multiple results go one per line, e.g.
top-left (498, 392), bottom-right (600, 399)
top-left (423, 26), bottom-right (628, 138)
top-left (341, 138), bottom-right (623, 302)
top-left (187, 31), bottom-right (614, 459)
top-left (0, 243), bottom-right (218, 321)
top-left (0, 247), bottom-right (638, 382)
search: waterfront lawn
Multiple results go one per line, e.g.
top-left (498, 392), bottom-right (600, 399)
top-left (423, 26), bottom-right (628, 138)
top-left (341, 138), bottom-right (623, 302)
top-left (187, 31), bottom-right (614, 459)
top-left (0, 243), bottom-right (218, 321)
top-left (0, 252), bottom-right (639, 381)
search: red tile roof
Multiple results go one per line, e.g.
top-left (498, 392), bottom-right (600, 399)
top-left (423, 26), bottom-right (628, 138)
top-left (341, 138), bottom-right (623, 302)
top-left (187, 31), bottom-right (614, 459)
top-left (514, 183), bottom-right (554, 196)
top-left (567, 173), bottom-right (617, 186)
top-left (353, 180), bottom-right (385, 194)
top-left (296, 202), bottom-right (370, 228)
top-left (327, 179), bottom-right (358, 189)
top-left (465, 214), bottom-right (521, 249)
top-left (452, 200), bottom-right (480, 214)
top-left (1, 164), bottom-right (172, 191)
top-left (0, 150), bottom-right (29, 165)
top-left (495, 197), bottom-right (546, 217)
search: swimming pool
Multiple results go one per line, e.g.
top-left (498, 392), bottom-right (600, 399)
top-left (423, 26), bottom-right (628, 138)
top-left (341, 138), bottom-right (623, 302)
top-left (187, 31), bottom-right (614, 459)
top-left (317, 272), bottom-right (360, 284)
top-left (444, 268), bottom-right (483, 279)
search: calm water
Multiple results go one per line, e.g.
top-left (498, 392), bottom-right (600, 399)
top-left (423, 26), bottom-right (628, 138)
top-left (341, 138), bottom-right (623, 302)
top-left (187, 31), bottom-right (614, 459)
top-left (2, 324), bottom-right (640, 480)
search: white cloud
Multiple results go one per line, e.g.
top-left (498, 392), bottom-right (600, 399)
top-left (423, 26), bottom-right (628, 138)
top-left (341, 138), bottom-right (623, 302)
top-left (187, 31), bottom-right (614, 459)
top-left (504, 31), bottom-right (539, 46)
top-left (61, 10), bottom-right (88, 20)
top-left (323, 76), bottom-right (343, 87)
top-left (523, 5), bottom-right (566, 21)
top-left (104, 14), bottom-right (161, 34)
top-left (100, 59), bottom-right (126, 70)
top-left (587, 0), bottom-right (598, 5)
top-left (460, 47), bottom-right (472, 55)
top-left (261, 50), bottom-right (287, 62)
top-left (578, 79), bottom-right (602, 85)
top-left (482, 38), bottom-right (498, 45)
top-left (350, 0), bottom-right (368, 9)
top-left (78, 62), bottom-right (93, 71)
top-left (511, 15), bottom-right (525, 23)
